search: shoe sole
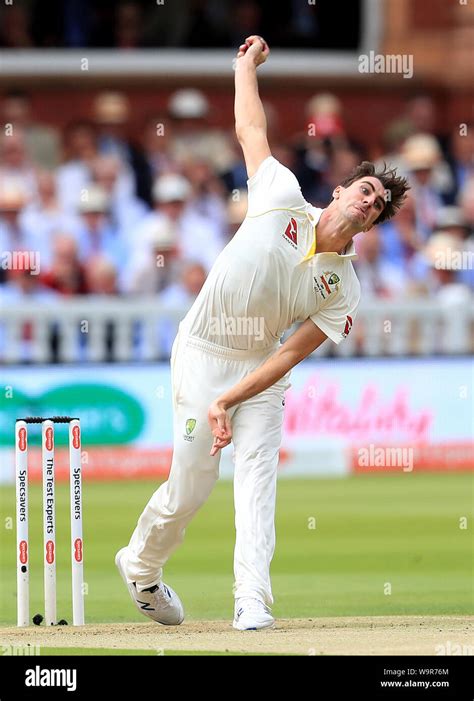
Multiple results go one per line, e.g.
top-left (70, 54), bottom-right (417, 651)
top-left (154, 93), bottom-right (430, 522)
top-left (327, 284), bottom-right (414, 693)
top-left (115, 547), bottom-right (184, 626)
top-left (232, 619), bottom-right (275, 631)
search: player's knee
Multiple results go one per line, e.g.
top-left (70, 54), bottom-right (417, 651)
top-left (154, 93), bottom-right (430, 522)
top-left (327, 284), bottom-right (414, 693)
top-left (233, 446), bottom-right (279, 468)
top-left (171, 466), bottom-right (218, 512)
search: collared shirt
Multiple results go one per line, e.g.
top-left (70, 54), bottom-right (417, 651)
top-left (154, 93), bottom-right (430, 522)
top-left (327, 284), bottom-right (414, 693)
top-left (181, 156), bottom-right (361, 350)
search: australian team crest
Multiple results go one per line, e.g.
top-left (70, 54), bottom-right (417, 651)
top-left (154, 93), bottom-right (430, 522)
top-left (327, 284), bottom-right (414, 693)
top-left (313, 271), bottom-right (340, 299)
top-left (184, 418), bottom-right (196, 441)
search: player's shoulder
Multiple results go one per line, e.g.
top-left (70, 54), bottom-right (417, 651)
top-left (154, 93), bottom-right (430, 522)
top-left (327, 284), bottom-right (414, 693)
top-left (319, 259), bottom-right (360, 310)
top-left (342, 261), bottom-right (361, 305)
top-left (247, 155), bottom-right (299, 187)
top-left (246, 156), bottom-right (307, 215)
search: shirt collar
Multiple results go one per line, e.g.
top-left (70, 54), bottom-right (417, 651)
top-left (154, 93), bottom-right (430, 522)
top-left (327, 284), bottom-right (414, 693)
top-left (304, 207), bottom-right (358, 261)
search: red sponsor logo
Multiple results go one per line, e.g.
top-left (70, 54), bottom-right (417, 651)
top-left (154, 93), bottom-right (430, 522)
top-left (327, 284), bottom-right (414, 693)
top-left (18, 427), bottom-right (27, 452)
top-left (343, 315), bottom-right (353, 338)
top-left (45, 426), bottom-right (54, 451)
top-left (72, 425), bottom-right (81, 450)
top-left (74, 538), bottom-right (83, 563)
top-left (19, 540), bottom-right (28, 564)
top-left (46, 540), bottom-right (55, 564)
top-left (284, 217), bottom-right (298, 245)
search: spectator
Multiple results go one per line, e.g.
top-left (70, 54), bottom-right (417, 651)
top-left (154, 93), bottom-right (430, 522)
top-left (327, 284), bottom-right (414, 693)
top-left (85, 256), bottom-right (119, 295)
top-left (140, 114), bottom-right (176, 187)
top-left (167, 88), bottom-right (235, 174)
top-left (447, 124), bottom-right (474, 203)
top-left (431, 205), bottom-right (474, 290)
top-left (91, 91), bottom-right (150, 206)
top-left (377, 120), bottom-right (414, 175)
top-left (400, 134), bottom-right (445, 241)
top-left (419, 232), bottom-right (472, 305)
top-left (308, 146), bottom-right (360, 207)
top-left (182, 158), bottom-right (228, 232)
top-left (128, 173), bottom-right (224, 274)
top-left (386, 95), bottom-right (447, 152)
top-left (41, 235), bottom-right (87, 295)
top-left (458, 177), bottom-right (474, 237)
top-left (405, 95), bottom-right (438, 135)
top-left (383, 96), bottom-right (454, 193)
top-left (306, 93), bottom-right (346, 143)
top-left (425, 240), bottom-right (474, 353)
top-left (1, 91), bottom-right (60, 169)
top-left (377, 192), bottom-right (421, 271)
top-left (90, 155), bottom-right (147, 232)
top-left (0, 131), bottom-right (38, 198)
top-left (354, 227), bottom-right (408, 298)
top-left (291, 93), bottom-right (357, 199)
top-left (0, 266), bottom-right (57, 302)
top-left (73, 185), bottom-right (129, 286)
top-left (221, 132), bottom-right (253, 193)
top-left (56, 121), bottom-right (99, 213)
top-left (21, 170), bottom-right (80, 257)
top-left (124, 217), bottom-right (180, 294)
top-left (434, 205), bottom-right (470, 240)
top-left (0, 184), bottom-right (48, 277)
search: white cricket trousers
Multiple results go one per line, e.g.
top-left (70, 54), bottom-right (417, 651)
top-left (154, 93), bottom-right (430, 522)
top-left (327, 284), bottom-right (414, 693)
top-left (125, 329), bottom-right (291, 606)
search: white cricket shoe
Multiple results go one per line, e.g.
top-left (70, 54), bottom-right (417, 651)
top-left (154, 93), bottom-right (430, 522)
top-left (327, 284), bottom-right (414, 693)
top-left (115, 547), bottom-right (184, 625)
top-left (233, 597), bottom-right (275, 630)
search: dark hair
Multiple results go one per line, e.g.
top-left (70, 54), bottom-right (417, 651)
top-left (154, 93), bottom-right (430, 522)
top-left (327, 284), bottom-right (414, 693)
top-left (339, 161), bottom-right (410, 224)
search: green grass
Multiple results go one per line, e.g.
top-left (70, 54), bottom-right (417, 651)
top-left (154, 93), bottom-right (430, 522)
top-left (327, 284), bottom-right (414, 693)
top-left (1, 474), bottom-right (472, 627)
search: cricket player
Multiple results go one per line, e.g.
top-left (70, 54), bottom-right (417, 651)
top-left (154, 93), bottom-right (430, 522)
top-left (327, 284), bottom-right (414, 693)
top-left (116, 36), bottom-right (409, 630)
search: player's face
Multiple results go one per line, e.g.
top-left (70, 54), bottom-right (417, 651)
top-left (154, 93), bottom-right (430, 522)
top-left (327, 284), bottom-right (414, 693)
top-left (338, 177), bottom-right (386, 230)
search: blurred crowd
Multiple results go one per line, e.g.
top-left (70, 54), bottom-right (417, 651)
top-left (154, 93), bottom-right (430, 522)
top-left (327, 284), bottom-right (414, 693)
top-left (0, 88), bottom-right (473, 359)
top-left (0, 0), bottom-right (358, 50)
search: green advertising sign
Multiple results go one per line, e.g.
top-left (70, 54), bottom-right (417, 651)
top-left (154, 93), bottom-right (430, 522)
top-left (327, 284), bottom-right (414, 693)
top-left (0, 383), bottom-right (145, 446)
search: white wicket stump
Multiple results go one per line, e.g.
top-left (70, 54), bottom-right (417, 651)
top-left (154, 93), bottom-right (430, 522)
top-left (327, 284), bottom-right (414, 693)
top-left (15, 421), bottom-right (29, 627)
top-left (42, 420), bottom-right (56, 626)
top-left (69, 419), bottom-right (84, 625)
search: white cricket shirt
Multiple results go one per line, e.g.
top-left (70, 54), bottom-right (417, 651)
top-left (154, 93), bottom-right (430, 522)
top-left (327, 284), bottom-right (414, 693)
top-left (180, 156), bottom-right (361, 350)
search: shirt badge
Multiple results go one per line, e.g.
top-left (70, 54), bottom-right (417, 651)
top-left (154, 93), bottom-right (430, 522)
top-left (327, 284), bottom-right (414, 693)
top-left (313, 271), bottom-right (340, 299)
